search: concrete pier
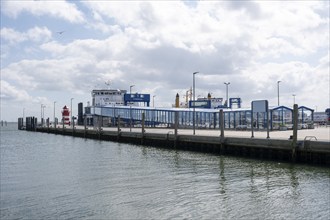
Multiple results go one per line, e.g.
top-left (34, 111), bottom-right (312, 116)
top-left (33, 125), bottom-right (330, 166)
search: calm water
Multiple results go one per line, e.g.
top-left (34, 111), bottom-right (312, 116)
top-left (1, 123), bottom-right (329, 219)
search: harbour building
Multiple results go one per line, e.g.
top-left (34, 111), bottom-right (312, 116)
top-left (83, 88), bottom-right (315, 131)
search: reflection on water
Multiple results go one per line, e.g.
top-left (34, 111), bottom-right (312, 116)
top-left (1, 123), bottom-right (330, 219)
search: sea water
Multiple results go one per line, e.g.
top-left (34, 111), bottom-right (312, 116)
top-left (1, 123), bottom-right (329, 219)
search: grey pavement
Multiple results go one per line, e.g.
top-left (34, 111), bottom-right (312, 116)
top-left (77, 125), bottom-right (329, 142)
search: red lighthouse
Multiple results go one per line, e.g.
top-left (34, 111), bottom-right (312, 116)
top-left (62, 105), bottom-right (70, 125)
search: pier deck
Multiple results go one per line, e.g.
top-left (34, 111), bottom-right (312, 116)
top-left (98, 126), bottom-right (329, 141)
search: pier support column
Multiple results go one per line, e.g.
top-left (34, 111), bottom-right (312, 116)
top-left (291, 104), bottom-right (298, 162)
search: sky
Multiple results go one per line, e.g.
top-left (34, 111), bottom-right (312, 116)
top-left (1, 0), bottom-right (329, 122)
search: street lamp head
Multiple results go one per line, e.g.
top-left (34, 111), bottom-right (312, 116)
top-left (277, 80), bottom-right (281, 84)
top-left (193, 72), bottom-right (199, 75)
top-left (224, 82), bottom-right (230, 85)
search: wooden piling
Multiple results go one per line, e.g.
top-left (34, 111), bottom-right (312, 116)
top-left (292, 104), bottom-right (298, 162)
top-left (84, 116), bottom-right (87, 138)
top-left (219, 109), bottom-right (225, 154)
top-left (117, 115), bottom-right (121, 141)
top-left (174, 111), bottom-right (179, 148)
top-left (141, 113), bottom-right (145, 144)
top-left (62, 117), bottom-right (65, 134)
top-left (98, 116), bottom-right (102, 140)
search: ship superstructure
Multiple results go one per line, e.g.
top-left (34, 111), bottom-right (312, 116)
top-left (92, 89), bottom-right (127, 106)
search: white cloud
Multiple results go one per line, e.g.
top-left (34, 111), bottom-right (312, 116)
top-left (81, 1), bottom-right (328, 59)
top-left (1, 0), bottom-right (85, 23)
top-left (240, 58), bottom-right (329, 108)
top-left (252, 1), bottom-right (329, 57)
top-left (27, 26), bottom-right (52, 42)
top-left (1, 26), bottom-right (52, 44)
top-left (0, 80), bottom-right (32, 102)
top-left (0, 1), bottom-right (329, 121)
top-left (0, 28), bottom-right (26, 44)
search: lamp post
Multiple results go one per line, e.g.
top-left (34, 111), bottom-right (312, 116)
top-left (53, 101), bottom-right (56, 127)
top-left (130, 85), bottom-right (135, 94)
top-left (193, 71), bottom-right (198, 135)
top-left (129, 85), bottom-right (135, 131)
top-left (70, 98), bottom-right (74, 127)
top-left (277, 81), bottom-right (281, 106)
top-left (42, 105), bottom-right (46, 127)
top-left (23, 108), bottom-right (25, 127)
top-left (40, 104), bottom-right (43, 126)
top-left (129, 85), bottom-right (135, 107)
top-left (292, 94), bottom-right (296, 105)
top-left (43, 105), bottom-right (46, 120)
top-left (224, 82), bottom-right (230, 108)
top-left (153, 95), bottom-right (156, 107)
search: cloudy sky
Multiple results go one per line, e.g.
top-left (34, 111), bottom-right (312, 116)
top-left (1, 0), bottom-right (329, 122)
